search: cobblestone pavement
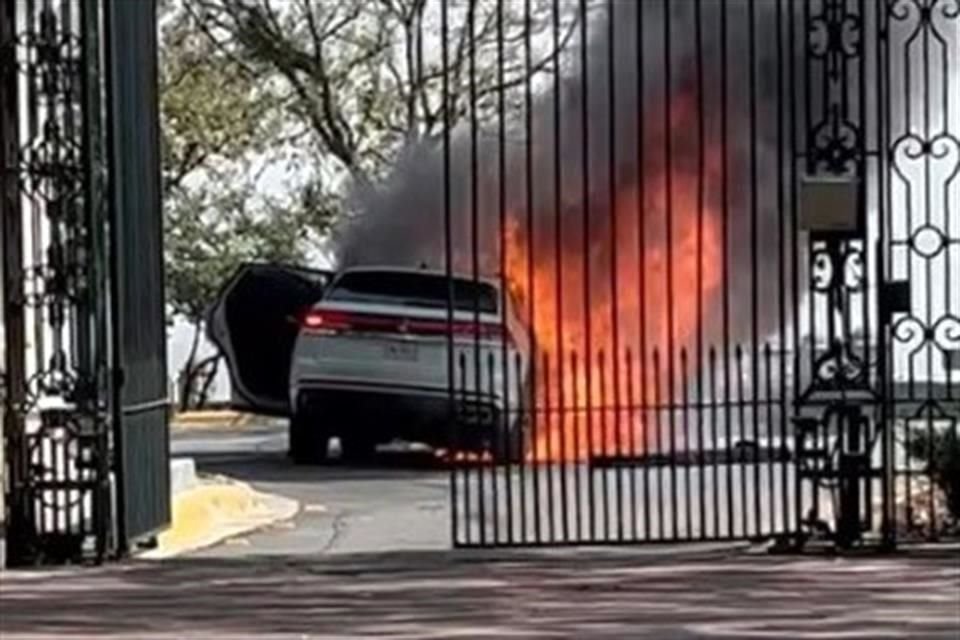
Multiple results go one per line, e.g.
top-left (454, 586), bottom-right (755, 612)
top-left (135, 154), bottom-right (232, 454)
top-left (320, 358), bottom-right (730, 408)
top-left (1, 548), bottom-right (958, 639)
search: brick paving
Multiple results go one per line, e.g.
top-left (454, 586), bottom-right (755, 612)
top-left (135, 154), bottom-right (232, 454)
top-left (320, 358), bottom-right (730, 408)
top-left (1, 548), bottom-right (958, 639)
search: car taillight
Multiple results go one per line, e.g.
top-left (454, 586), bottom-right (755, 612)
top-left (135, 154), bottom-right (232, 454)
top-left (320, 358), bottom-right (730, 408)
top-left (301, 310), bottom-right (353, 333)
top-left (301, 310), bottom-right (511, 343)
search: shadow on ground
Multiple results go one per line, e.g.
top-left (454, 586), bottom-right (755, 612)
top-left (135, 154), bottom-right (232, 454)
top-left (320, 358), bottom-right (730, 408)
top-left (191, 449), bottom-right (449, 485)
top-left (1, 548), bottom-right (958, 638)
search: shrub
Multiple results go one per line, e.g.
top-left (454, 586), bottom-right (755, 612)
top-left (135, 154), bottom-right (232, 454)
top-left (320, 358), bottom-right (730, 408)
top-left (907, 425), bottom-right (960, 522)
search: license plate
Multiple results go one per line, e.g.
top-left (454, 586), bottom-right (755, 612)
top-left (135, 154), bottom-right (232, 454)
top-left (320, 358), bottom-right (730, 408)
top-left (384, 342), bottom-right (418, 361)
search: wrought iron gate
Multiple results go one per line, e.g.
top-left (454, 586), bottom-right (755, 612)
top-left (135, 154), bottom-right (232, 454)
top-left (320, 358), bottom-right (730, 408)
top-left (1, 0), bottom-right (168, 565)
top-left (426, 0), bottom-right (958, 548)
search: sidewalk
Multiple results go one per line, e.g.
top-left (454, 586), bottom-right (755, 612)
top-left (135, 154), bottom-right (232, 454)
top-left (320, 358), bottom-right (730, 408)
top-left (1, 547), bottom-right (957, 638)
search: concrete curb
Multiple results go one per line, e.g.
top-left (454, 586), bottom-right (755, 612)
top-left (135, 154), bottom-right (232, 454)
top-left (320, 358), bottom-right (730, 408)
top-left (142, 477), bottom-right (299, 560)
top-left (169, 458), bottom-right (198, 496)
top-left (170, 410), bottom-right (254, 430)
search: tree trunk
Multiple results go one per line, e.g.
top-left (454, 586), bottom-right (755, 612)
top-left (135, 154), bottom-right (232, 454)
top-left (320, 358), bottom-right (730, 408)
top-left (194, 354), bottom-right (221, 409)
top-left (178, 320), bottom-right (202, 412)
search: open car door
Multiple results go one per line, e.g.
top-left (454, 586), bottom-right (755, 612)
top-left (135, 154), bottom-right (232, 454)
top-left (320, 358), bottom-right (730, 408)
top-left (207, 263), bottom-right (332, 416)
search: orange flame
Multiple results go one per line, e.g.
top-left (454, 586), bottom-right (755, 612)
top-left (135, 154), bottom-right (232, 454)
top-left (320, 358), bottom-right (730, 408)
top-left (504, 101), bottom-right (724, 462)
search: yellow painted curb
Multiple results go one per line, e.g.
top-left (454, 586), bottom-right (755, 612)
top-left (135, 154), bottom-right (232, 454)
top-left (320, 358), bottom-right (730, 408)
top-left (170, 411), bottom-right (254, 430)
top-left (143, 480), bottom-right (299, 559)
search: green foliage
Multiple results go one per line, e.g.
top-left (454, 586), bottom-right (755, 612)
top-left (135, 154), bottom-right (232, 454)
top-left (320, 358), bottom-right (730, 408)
top-left (157, 0), bottom-right (575, 407)
top-left (189, 0), bottom-right (573, 181)
top-left (160, 3), bottom-right (279, 193)
top-left (160, 1), bottom-right (336, 407)
top-left (907, 426), bottom-right (960, 521)
top-left (164, 189), bottom-right (305, 321)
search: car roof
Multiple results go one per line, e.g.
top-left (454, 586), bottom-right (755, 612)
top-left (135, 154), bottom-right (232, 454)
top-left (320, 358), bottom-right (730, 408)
top-left (335, 265), bottom-right (501, 289)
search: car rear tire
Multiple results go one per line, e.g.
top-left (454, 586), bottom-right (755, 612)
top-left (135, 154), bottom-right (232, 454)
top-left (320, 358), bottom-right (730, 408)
top-left (492, 413), bottom-right (528, 464)
top-left (289, 412), bottom-right (328, 465)
top-left (340, 433), bottom-right (377, 464)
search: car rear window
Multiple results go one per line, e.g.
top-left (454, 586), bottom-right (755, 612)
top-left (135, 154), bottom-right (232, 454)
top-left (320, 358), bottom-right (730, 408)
top-left (326, 271), bottom-right (498, 313)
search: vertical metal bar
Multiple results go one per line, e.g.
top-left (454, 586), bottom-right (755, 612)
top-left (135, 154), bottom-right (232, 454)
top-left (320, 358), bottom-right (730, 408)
top-left (598, 349), bottom-right (609, 540)
top-left (803, 0), bottom-right (819, 390)
top-left (459, 353), bottom-right (471, 544)
top-left (578, 0), bottom-right (594, 543)
top-left (466, 0), bottom-right (484, 548)
top-left (643, 350), bottom-right (652, 541)
top-left (29, 1), bottom-right (46, 382)
top-left (571, 350), bottom-right (583, 541)
top-left (103, 0), bottom-right (131, 553)
top-left (776, 0), bottom-right (790, 539)
top-left (654, 347), bottom-right (664, 539)
top-left (80, 0), bottom-right (109, 562)
top-left (710, 347), bottom-right (720, 538)
top-left (877, 0), bottom-right (894, 550)
top-left (522, 0), bottom-right (540, 546)
top-left (516, 350), bottom-right (529, 543)
top-left (919, 0), bottom-right (937, 540)
top-left (626, 348), bottom-right (637, 539)
top-left (606, 0), bottom-right (623, 544)
top-left (681, 348), bottom-right (692, 539)
top-left (747, 0), bottom-right (762, 541)
top-left (858, 0), bottom-right (872, 396)
top-left (543, 352), bottom-right (555, 543)
top-left (440, 0), bottom-right (458, 548)
top-left (63, 0), bottom-right (83, 391)
top-left (736, 345), bottom-right (748, 538)
top-left (694, 0), bottom-right (707, 545)
top-left (493, 0), bottom-right (510, 543)
top-left (765, 343), bottom-right (775, 537)
top-left (495, 0), bottom-right (512, 547)
top-left (635, 0), bottom-right (651, 545)
top-left (487, 351), bottom-right (499, 544)
top-left (551, 0), bottom-right (568, 545)
top-left (1, 0), bottom-right (29, 565)
top-left (663, 0), bottom-right (678, 542)
top-left (942, 0), bottom-right (957, 407)
top-left (719, 0), bottom-right (734, 542)
top-left (789, 0), bottom-right (803, 538)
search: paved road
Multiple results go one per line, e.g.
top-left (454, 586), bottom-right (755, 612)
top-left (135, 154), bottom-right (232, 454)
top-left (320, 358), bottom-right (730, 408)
top-left (2, 548), bottom-right (957, 638)
top-left (172, 422), bottom-right (811, 554)
top-left (172, 423), bottom-right (452, 556)
top-left (1, 424), bottom-right (953, 638)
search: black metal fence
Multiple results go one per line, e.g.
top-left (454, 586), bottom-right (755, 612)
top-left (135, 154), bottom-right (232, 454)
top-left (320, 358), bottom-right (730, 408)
top-left (1, 0), bottom-right (168, 565)
top-left (429, 0), bottom-right (959, 549)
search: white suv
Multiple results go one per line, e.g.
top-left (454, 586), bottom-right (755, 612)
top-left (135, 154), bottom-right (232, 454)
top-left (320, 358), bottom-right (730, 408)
top-left (209, 264), bottom-right (531, 464)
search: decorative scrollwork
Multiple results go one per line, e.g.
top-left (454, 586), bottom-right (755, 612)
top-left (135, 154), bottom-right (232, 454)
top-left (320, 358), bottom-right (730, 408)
top-left (892, 315), bottom-right (930, 356)
top-left (909, 224), bottom-right (948, 258)
top-left (891, 133), bottom-right (960, 186)
top-left (841, 244), bottom-right (865, 291)
top-left (944, 0), bottom-right (960, 20)
top-left (806, 0), bottom-right (865, 177)
top-left (890, 314), bottom-right (960, 362)
top-left (813, 339), bottom-right (868, 388)
top-left (4, 1), bottom-right (111, 564)
top-left (890, 0), bottom-right (960, 23)
top-left (808, 0), bottom-right (862, 65)
top-left (810, 245), bottom-right (836, 292)
top-left (27, 410), bottom-right (99, 511)
top-left (809, 239), bottom-right (866, 293)
top-left (810, 114), bottom-right (862, 175)
top-left (932, 315), bottom-right (960, 352)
